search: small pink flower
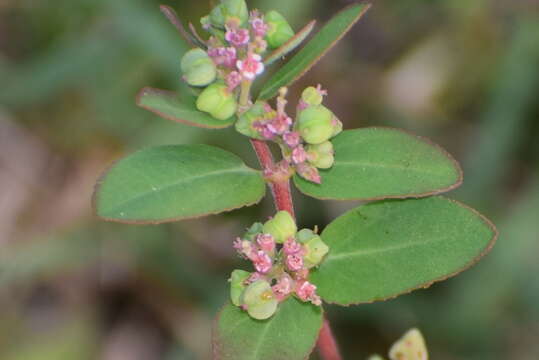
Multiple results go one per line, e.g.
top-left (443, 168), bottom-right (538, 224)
top-left (225, 26), bottom-right (250, 47)
top-left (256, 233), bottom-right (276, 253)
top-left (208, 47), bottom-right (237, 68)
top-left (250, 17), bottom-right (269, 37)
top-left (296, 163), bottom-right (321, 184)
top-left (291, 146), bottom-right (308, 164)
top-left (283, 237), bottom-right (302, 255)
top-left (252, 250), bottom-right (273, 274)
top-left (233, 238), bottom-right (253, 258)
top-left (296, 280), bottom-right (322, 305)
top-left (254, 122), bottom-right (275, 140)
top-left (316, 84), bottom-right (328, 97)
top-left (237, 52), bottom-right (265, 80)
top-left (283, 131), bottom-right (300, 148)
top-left (286, 253), bottom-right (304, 272)
top-left (252, 36), bottom-right (268, 54)
top-left (267, 114), bottom-right (292, 135)
top-left (297, 99), bottom-right (310, 112)
top-left (272, 274), bottom-right (293, 301)
top-left (226, 71), bottom-right (242, 91)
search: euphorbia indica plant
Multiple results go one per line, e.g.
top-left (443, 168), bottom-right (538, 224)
top-left (93, 1), bottom-right (498, 359)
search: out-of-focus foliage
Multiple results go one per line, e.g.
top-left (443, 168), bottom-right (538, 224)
top-left (0, 0), bottom-right (538, 359)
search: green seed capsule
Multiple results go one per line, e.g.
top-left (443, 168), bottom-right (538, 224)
top-left (297, 105), bottom-right (334, 144)
top-left (307, 141), bottom-right (335, 169)
top-left (265, 10), bottom-right (295, 48)
top-left (241, 280), bottom-right (278, 320)
top-left (297, 228), bottom-right (317, 244)
top-left (243, 222), bottom-right (264, 241)
top-left (229, 269), bottom-right (251, 306)
top-left (262, 210), bottom-right (297, 244)
top-left (235, 101), bottom-right (267, 139)
top-left (181, 48), bottom-right (217, 87)
top-left (196, 83), bottom-right (237, 120)
top-left (302, 87), bottom-right (323, 106)
top-left (304, 235), bottom-right (329, 268)
top-left (210, 0), bottom-right (248, 28)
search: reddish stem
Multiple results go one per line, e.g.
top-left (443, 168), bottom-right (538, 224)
top-left (317, 317), bottom-right (343, 360)
top-left (249, 139), bottom-right (295, 218)
top-left (249, 139), bottom-right (341, 360)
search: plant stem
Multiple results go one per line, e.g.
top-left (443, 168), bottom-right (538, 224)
top-left (317, 317), bottom-right (343, 360)
top-left (241, 80), bottom-right (340, 360)
top-left (249, 139), bottom-right (295, 218)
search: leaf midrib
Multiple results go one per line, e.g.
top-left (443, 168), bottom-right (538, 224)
top-left (326, 236), bottom-right (448, 263)
top-left (334, 160), bottom-right (449, 177)
top-left (102, 167), bottom-right (256, 214)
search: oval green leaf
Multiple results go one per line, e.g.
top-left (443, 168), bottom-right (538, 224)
top-left (311, 196), bottom-right (497, 305)
top-left (294, 128), bottom-right (463, 200)
top-left (264, 20), bottom-right (316, 66)
top-left (93, 144), bottom-right (265, 224)
top-left (258, 3), bottom-right (371, 100)
top-left (213, 298), bottom-right (323, 360)
top-left (136, 87), bottom-right (237, 129)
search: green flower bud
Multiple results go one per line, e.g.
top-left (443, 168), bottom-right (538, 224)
top-left (307, 141), bottom-right (335, 169)
top-left (229, 269), bottom-right (250, 306)
top-left (262, 210), bottom-right (297, 244)
top-left (243, 222), bottom-right (264, 241)
top-left (302, 87), bottom-right (323, 106)
top-left (265, 10), bottom-right (295, 49)
top-left (241, 280), bottom-right (278, 320)
top-left (181, 48), bottom-right (217, 87)
top-left (210, 0), bottom-right (248, 28)
top-left (296, 228), bottom-right (317, 244)
top-left (304, 235), bottom-right (329, 268)
top-left (196, 83), bottom-right (237, 120)
top-left (235, 101), bottom-right (267, 139)
top-left (297, 105), bottom-right (334, 144)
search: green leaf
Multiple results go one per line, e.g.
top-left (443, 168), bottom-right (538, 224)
top-left (213, 298), bottom-right (323, 360)
top-left (93, 144), bottom-right (265, 223)
top-left (258, 3), bottom-right (371, 100)
top-left (311, 196), bottom-right (497, 305)
top-left (294, 128), bottom-right (463, 200)
top-left (136, 87), bottom-right (237, 129)
top-left (264, 20), bottom-right (317, 66)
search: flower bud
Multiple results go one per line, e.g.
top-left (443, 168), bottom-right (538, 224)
top-left (306, 141), bottom-right (335, 169)
top-left (230, 269), bottom-right (250, 306)
top-left (296, 228), bottom-right (317, 243)
top-left (301, 87), bottom-right (323, 106)
top-left (262, 210), bottom-right (297, 244)
top-left (297, 105), bottom-right (334, 144)
top-left (235, 101), bottom-right (267, 139)
top-left (210, 0), bottom-right (249, 28)
top-left (241, 280), bottom-right (278, 320)
top-left (265, 10), bottom-right (295, 49)
top-left (303, 235), bottom-right (329, 268)
top-left (180, 48), bottom-right (217, 87)
top-left (196, 83), bottom-right (237, 120)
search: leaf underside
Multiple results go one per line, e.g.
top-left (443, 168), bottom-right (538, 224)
top-left (311, 196), bottom-right (497, 305)
top-left (136, 87), bottom-right (237, 129)
top-left (258, 3), bottom-right (371, 100)
top-left (213, 298), bottom-right (323, 360)
top-left (93, 144), bottom-right (265, 224)
top-left (294, 127), bottom-right (463, 200)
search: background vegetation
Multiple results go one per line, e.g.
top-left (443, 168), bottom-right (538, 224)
top-left (1, 0), bottom-right (538, 358)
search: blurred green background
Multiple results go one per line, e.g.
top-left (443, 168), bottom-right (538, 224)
top-left (1, 0), bottom-right (538, 359)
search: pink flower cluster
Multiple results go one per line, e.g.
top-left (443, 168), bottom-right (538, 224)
top-left (233, 231), bottom-right (322, 306)
top-left (250, 88), bottom-right (329, 184)
top-left (205, 11), bottom-right (268, 92)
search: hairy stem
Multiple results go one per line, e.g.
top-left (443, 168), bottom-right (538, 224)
top-left (317, 317), bottom-right (343, 360)
top-left (249, 139), bottom-right (295, 218)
